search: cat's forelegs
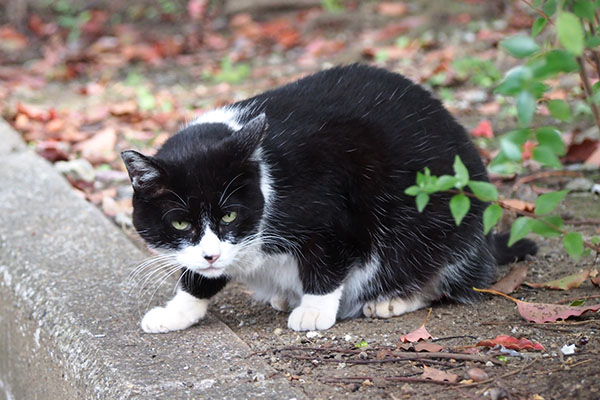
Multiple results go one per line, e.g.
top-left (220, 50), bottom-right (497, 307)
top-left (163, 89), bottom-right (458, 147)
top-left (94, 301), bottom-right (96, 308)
top-left (141, 270), bottom-right (228, 333)
top-left (287, 286), bottom-right (343, 331)
top-left (141, 290), bottom-right (209, 333)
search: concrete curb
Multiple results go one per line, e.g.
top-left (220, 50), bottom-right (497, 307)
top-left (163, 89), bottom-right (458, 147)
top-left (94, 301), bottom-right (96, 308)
top-left (0, 120), bottom-right (305, 399)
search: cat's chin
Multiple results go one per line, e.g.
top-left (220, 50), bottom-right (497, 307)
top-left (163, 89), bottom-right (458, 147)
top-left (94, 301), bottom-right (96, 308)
top-left (188, 266), bottom-right (226, 278)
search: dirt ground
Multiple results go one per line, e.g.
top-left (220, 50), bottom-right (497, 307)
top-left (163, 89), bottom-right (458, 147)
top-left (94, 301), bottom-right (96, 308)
top-left (3, 1), bottom-right (600, 399)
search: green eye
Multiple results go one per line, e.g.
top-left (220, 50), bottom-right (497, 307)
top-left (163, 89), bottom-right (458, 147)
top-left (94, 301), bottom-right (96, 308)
top-left (171, 220), bottom-right (191, 230)
top-left (221, 211), bottom-right (237, 224)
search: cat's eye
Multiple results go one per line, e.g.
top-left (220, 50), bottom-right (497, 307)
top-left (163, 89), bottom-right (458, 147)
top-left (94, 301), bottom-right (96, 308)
top-left (171, 220), bottom-right (191, 231)
top-left (221, 211), bottom-right (237, 224)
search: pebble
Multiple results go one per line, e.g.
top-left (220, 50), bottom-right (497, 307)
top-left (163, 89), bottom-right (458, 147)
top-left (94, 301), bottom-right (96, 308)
top-left (306, 331), bottom-right (321, 339)
top-left (561, 344), bottom-right (576, 355)
top-left (467, 367), bottom-right (489, 382)
top-left (273, 328), bottom-right (283, 336)
top-left (55, 159), bottom-right (96, 182)
top-left (565, 177), bottom-right (594, 192)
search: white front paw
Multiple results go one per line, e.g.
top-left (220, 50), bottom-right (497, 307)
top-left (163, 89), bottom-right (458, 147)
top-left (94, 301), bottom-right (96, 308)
top-left (140, 291), bottom-right (209, 333)
top-left (288, 305), bottom-right (337, 331)
top-left (141, 306), bottom-right (199, 333)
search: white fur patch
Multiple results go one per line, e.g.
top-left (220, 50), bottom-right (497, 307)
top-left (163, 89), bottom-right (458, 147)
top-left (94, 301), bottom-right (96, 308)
top-left (176, 228), bottom-right (235, 278)
top-left (141, 290), bottom-right (209, 333)
top-left (288, 286), bottom-right (343, 331)
top-left (339, 255), bottom-right (380, 318)
top-left (191, 107), bottom-right (243, 131)
top-left (363, 296), bottom-right (427, 319)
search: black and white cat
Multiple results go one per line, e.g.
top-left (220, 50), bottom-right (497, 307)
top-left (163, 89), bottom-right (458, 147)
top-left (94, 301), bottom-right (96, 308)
top-left (122, 64), bottom-right (536, 333)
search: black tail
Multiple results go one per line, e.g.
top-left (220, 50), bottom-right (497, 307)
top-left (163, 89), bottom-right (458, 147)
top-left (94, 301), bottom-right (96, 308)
top-left (489, 232), bottom-right (538, 265)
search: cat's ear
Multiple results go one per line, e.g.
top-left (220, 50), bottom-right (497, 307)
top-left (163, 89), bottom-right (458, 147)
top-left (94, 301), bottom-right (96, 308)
top-left (236, 113), bottom-right (268, 156)
top-left (121, 150), bottom-right (165, 194)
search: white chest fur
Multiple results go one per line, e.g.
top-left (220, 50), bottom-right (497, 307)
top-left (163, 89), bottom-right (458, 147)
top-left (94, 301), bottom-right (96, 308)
top-left (230, 252), bottom-right (303, 309)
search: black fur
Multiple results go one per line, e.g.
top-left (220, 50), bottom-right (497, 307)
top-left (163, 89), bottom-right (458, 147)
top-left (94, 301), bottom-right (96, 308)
top-left (123, 64), bottom-right (537, 320)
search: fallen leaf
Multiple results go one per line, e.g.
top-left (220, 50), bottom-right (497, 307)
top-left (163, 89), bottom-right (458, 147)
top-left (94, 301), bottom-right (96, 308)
top-left (476, 334), bottom-right (544, 351)
top-left (522, 140), bottom-right (536, 160)
top-left (525, 270), bottom-right (590, 290)
top-left (471, 120), bottom-right (494, 138)
top-left (586, 146), bottom-right (600, 166)
top-left (110, 101), bottom-right (138, 116)
top-left (399, 325), bottom-right (432, 343)
top-left (376, 2), bottom-right (408, 16)
top-left (565, 139), bottom-right (599, 163)
top-left (421, 365), bottom-right (458, 383)
top-left (73, 128), bottom-right (117, 165)
top-left (17, 102), bottom-right (53, 122)
top-left (414, 342), bottom-right (444, 352)
top-left (489, 265), bottom-right (528, 294)
top-left (500, 198), bottom-right (535, 212)
top-left (398, 308), bottom-right (433, 343)
top-left (475, 288), bottom-right (600, 323)
top-left (592, 277), bottom-right (600, 287)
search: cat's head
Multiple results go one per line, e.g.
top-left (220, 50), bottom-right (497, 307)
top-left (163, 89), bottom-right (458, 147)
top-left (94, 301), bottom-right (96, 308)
top-left (122, 114), bottom-right (269, 278)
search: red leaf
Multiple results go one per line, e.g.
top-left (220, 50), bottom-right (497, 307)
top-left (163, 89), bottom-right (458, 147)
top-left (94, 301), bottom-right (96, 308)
top-left (476, 334), bottom-right (544, 351)
top-left (522, 140), bottom-right (536, 160)
top-left (414, 342), bottom-right (444, 352)
top-left (17, 102), bottom-right (52, 122)
top-left (399, 325), bottom-right (432, 343)
top-left (471, 120), bottom-right (494, 138)
top-left (421, 365), bottom-right (458, 383)
top-left (517, 301), bottom-right (600, 323)
top-left (489, 265), bottom-right (528, 294)
top-left (475, 288), bottom-right (600, 323)
top-left (524, 270), bottom-right (590, 290)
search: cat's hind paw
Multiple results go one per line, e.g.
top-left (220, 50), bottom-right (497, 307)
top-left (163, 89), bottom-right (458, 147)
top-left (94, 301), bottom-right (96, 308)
top-left (288, 305), bottom-right (336, 331)
top-left (141, 291), bottom-right (208, 333)
top-left (269, 294), bottom-right (289, 312)
top-left (363, 297), bottom-right (427, 319)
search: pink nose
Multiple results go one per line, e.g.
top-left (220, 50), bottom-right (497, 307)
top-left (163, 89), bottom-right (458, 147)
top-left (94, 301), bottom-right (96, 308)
top-left (204, 254), bottom-right (220, 264)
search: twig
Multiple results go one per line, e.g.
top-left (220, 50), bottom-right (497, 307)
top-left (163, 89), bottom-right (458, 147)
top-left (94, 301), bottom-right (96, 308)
top-left (278, 347), bottom-right (503, 365)
top-left (519, 0), bottom-right (554, 25)
top-left (563, 219), bottom-right (600, 226)
top-left (557, 294), bottom-right (600, 304)
top-left (321, 375), bottom-right (461, 386)
top-left (588, 22), bottom-right (600, 78)
top-left (432, 335), bottom-right (478, 342)
top-left (280, 353), bottom-right (452, 367)
top-left (577, 56), bottom-right (600, 133)
top-left (510, 170), bottom-right (582, 194)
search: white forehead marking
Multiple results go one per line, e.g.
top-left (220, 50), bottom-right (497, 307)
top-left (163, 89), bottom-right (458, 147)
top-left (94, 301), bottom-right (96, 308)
top-left (191, 107), bottom-right (243, 131)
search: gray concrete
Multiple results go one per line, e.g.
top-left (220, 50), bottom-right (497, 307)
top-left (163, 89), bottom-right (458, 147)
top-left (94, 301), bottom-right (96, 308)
top-left (0, 121), bottom-right (305, 400)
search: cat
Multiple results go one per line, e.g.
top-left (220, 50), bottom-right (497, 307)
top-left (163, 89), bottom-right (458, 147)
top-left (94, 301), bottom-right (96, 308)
top-left (122, 64), bottom-right (537, 333)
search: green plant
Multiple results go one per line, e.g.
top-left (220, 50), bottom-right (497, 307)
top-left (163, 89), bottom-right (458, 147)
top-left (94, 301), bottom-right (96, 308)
top-left (207, 57), bottom-right (251, 84)
top-left (407, 0), bottom-right (600, 261)
top-left (452, 56), bottom-right (502, 88)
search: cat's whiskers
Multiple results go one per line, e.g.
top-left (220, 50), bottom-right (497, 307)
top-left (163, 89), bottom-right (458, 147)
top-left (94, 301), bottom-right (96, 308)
top-left (161, 207), bottom-right (189, 220)
top-left (218, 173), bottom-right (244, 206)
top-left (165, 188), bottom-right (189, 208)
top-left (142, 264), bottom-right (182, 314)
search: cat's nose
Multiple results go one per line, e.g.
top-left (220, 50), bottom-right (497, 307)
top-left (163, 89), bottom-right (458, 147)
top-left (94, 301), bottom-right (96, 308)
top-left (204, 254), bottom-right (220, 264)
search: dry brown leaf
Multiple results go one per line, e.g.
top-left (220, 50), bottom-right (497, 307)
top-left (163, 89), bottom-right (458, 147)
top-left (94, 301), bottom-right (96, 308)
top-left (421, 365), bottom-right (458, 383)
top-left (489, 265), bottom-right (528, 294)
top-left (525, 270), bottom-right (590, 290)
top-left (414, 342), bottom-right (444, 352)
top-left (500, 198), bottom-right (535, 212)
top-left (74, 128), bottom-right (117, 165)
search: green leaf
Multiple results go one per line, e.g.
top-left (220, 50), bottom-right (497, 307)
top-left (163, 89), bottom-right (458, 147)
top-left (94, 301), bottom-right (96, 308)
top-left (500, 35), bottom-right (540, 58)
top-left (531, 216), bottom-right (564, 237)
top-left (508, 217), bottom-right (534, 247)
top-left (404, 185), bottom-right (420, 196)
top-left (449, 194), bottom-right (470, 226)
top-left (500, 137), bottom-right (523, 161)
top-left (453, 156), bottom-right (469, 187)
top-left (557, 12), bottom-right (585, 55)
top-left (545, 50), bottom-right (578, 73)
top-left (547, 99), bottom-right (571, 121)
top-left (544, 0), bottom-right (557, 17)
top-left (532, 146), bottom-right (562, 168)
top-left (536, 127), bottom-right (565, 155)
top-left (532, 17), bottom-right (548, 37)
top-left (535, 190), bottom-right (569, 215)
top-left (488, 152), bottom-right (522, 175)
top-left (574, 0), bottom-right (595, 20)
top-left (570, 299), bottom-right (585, 307)
top-left (592, 236), bottom-right (600, 245)
top-left (516, 91), bottom-right (537, 126)
top-left (416, 171), bottom-right (426, 186)
top-left (495, 66), bottom-right (533, 95)
top-left (435, 175), bottom-right (459, 191)
top-left (506, 128), bottom-right (531, 146)
top-left (354, 340), bottom-right (369, 348)
top-left (586, 35), bottom-right (600, 48)
top-left (563, 232), bottom-right (584, 261)
top-left (416, 192), bottom-right (429, 212)
top-left (468, 181), bottom-right (499, 201)
top-left (483, 203), bottom-right (502, 234)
